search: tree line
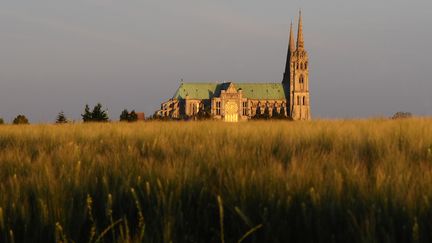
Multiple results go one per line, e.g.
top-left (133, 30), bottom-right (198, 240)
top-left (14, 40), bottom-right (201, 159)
top-left (0, 115), bottom-right (29, 125)
top-left (0, 108), bottom-right (415, 125)
top-left (0, 103), bottom-right (142, 125)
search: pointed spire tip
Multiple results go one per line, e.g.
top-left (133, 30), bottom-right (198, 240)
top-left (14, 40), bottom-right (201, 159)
top-left (296, 9), bottom-right (304, 50)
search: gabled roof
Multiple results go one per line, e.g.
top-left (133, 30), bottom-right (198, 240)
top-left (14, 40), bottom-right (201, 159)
top-left (173, 82), bottom-right (288, 100)
top-left (173, 83), bottom-right (218, 100)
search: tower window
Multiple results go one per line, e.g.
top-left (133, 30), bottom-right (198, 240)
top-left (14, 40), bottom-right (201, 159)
top-left (297, 96), bottom-right (300, 105)
top-left (305, 62), bottom-right (308, 69)
top-left (299, 75), bottom-right (304, 84)
top-left (303, 96), bottom-right (306, 105)
top-left (300, 63), bottom-right (304, 70)
top-left (300, 75), bottom-right (305, 91)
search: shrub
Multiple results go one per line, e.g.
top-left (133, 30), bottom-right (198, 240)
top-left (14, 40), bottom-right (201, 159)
top-left (253, 106), bottom-right (291, 120)
top-left (196, 106), bottom-right (211, 120)
top-left (12, 115), bottom-right (29, 125)
top-left (56, 111), bottom-right (68, 124)
top-left (392, 112), bottom-right (413, 120)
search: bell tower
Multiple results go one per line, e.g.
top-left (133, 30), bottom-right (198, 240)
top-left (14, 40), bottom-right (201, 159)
top-left (286, 10), bottom-right (311, 120)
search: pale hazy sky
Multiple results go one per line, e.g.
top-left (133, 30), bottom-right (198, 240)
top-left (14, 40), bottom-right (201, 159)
top-left (0, 0), bottom-right (431, 122)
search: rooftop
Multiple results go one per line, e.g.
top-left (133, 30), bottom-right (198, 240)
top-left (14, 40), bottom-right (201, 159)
top-left (173, 82), bottom-right (288, 100)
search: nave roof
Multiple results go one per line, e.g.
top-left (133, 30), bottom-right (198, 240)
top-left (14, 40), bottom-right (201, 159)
top-left (173, 82), bottom-right (288, 100)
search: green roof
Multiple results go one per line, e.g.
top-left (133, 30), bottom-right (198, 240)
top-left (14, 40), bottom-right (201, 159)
top-left (173, 82), bottom-right (288, 100)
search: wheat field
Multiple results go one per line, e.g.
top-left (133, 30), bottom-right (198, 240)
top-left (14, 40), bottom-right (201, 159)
top-left (0, 119), bottom-right (431, 242)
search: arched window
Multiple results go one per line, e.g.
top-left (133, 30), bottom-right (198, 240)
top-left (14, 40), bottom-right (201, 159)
top-left (299, 75), bottom-right (305, 91)
top-left (296, 63), bottom-right (299, 69)
top-left (305, 62), bottom-right (308, 69)
top-left (297, 96), bottom-right (300, 105)
top-left (300, 63), bottom-right (304, 70)
top-left (299, 75), bottom-right (304, 84)
top-left (303, 96), bottom-right (306, 105)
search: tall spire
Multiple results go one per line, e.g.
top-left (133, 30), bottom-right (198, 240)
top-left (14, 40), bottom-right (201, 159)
top-left (297, 9), bottom-right (304, 50)
top-left (283, 21), bottom-right (295, 84)
top-left (289, 21), bottom-right (295, 53)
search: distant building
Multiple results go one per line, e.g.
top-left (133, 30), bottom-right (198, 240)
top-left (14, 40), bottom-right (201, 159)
top-left (136, 112), bottom-right (145, 121)
top-left (157, 11), bottom-right (311, 121)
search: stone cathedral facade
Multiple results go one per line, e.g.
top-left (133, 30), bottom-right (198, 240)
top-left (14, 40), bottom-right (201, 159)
top-left (157, 12), bottom-right (311, 121)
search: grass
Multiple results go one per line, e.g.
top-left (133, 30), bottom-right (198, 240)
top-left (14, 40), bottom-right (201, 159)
top-left (0, 118), bottom-right (431, 242)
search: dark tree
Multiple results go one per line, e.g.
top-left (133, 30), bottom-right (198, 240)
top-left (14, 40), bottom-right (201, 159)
top-left (91, 103), bottom-right (109, 122)
top-left (13, 115), bottom-right (29, 125)
top-left (129, 110), bottom-right (138, 122)
top-left (0, 118), bottom-right (4, 125)
top-left (56, 111), bottom-right (68, 124)
top-left (120, 109), bottom-right (130, 122)
top-left (82, 104), bottom-right (92, 122)
top-left (82, 103), bottom-right (109, 122)
top-left (120, 109), bottom-right (138, 122)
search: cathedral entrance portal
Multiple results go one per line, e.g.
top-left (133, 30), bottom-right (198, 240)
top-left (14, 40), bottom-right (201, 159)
top-left (224, 101), bottom-right (238, 122)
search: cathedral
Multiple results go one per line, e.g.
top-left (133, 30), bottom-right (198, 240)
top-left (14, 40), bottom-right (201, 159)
top-left (157, 12), bottom-right (311, 121)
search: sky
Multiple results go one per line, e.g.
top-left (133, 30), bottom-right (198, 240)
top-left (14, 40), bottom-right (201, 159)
top-left (0, 0), bottom-right (431, 122)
